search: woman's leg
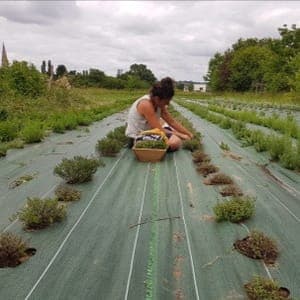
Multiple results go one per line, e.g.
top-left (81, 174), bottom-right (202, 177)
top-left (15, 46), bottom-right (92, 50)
top-left (167, 135), bottom-right (182, 151)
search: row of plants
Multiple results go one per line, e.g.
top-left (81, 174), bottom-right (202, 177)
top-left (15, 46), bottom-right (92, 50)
top-left (177, 115), bottom-right (292, 299)
top-left (0, 88), bottom-right (145, 156)
top-left (1, 121), bottom-right (133, 267)
top-left (206, 104), bottom-right (300, 140)
top-left (1, 151), bottom-right (106, 267)
top-left (176, 99), bottom-right (300, 171)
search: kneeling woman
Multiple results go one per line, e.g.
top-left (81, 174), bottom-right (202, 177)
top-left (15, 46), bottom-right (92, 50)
top-left (125, 77), bottom-right (193, 151)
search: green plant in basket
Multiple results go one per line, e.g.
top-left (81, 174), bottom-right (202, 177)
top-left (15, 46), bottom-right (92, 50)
top-left (134, 140), bottom-right (167, 149)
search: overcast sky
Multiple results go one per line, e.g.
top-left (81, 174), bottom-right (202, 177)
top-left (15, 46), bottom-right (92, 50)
top-left (0, 1), bottom-right (299, 82)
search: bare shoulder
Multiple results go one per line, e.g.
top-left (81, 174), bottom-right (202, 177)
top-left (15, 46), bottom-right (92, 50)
top-left (137, 98), bottom-right (154, 114)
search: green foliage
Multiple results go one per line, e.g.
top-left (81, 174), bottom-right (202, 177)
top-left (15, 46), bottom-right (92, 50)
top-left (54, 156), bottom-right (104, 183)
top-left (182, 138), bottom-right (201, 151)
top-left (134, 140), bottom-right (167, 149)
top-left (220, 141), bottom-right (230, 151)
top-left (205, 25), bottom-right (300, 92)
top-left (0, 109), bottom-right (8, 121)
top-left (213, 196), bottom-right (255, 223)
top-left (55, 184), bottom-right (81, 202)
top-left (0, 143), bottom-right (8, 157)
top-left (123, 64), bottom-right (156, 85)
top-left (0, 232), bottom-right (28, 267)
top-left (245, 276), bottom-right (291, 300)
top-left (56, 65), bottom-right (67, 77)
top-left (17, 197), bottom-right (66, 229)
top-left (0, 121), bottom-right (19, 142)
top-left (0, 61), bottom-right (46, 98)
top-left (106, 126), bottom-right (129, 146)
top-left (20, 122), bottom-right (44, 143)
top-left (96, 137), bottom-right (123, 156)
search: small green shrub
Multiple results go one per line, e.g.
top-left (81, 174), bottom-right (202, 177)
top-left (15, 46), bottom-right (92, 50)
top-left (234, 230), bottom-right (279, 264)
top-left (0, 121), bottom-right (19, 142)
top-left (269, 135), bottom-right (289, 160)
top-left (55, 184), bottom-right (81, 202)
top-left (134, 140), bottom-right (167, 149)
top-left (54, 156), bottom-right (104, 183)
top-left (96, 137), bottom-right (123, 156)
top-left (106, 126), bottom-right (129, 146)
top-left (182, 138), bottom-right (201, 151)
top-left (213, 196), bottom-right (255, 223)
top-left (0, 143), bottom-right (8, 157)
top-left (244, 276), bottom-right (291, 300)
top-left (17, 197), bottom-right (66, 229)
top-left (0, 232), bottom-right (28, 267)
top-left (20, 122), bottom-right (44, 143)
top-left (220, 141), bottom-right (230, 151)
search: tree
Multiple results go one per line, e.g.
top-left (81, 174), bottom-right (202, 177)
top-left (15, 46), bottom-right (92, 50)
top-left (229, 46), bottom-right (276, 92)
top-left (41, 61), bottom-right (46, 74)
top-left (56, 65), bottom-right (67, 78)
top-left (127, 64), bottom-right (156, 85)
top-left (0, 61), bottom-right (46, 97)
top-left (88, 69), bottom-right (105, 87)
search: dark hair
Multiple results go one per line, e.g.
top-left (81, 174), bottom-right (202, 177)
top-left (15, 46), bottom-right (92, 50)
top-left (150, 77), bottom-right (175, 100)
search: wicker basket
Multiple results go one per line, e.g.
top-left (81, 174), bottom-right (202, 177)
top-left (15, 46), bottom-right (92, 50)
top-left (132, 147), bottom-right (167, 162)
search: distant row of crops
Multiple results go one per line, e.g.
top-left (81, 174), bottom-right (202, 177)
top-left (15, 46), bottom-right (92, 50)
top-left (175, 99), bottom-right (300, 171)
top-left (188, 101), bottom-right (300, 139)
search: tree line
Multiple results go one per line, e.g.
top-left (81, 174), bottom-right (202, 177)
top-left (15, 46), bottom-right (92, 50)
top-left (204, 24), bottom-right (300, 93)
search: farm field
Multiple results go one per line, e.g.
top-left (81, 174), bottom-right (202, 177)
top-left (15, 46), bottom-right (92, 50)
top-left (0, 95), bottom-right (300, 299)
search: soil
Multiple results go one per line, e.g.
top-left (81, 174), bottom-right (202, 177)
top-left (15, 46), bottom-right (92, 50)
top-left (234, 237), bottom-right (278, 264)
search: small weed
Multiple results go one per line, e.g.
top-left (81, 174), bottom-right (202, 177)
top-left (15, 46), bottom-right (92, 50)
top-left (192, 151), bottom-right (211, 164)
top-left (213, 196), bottom-right (255, 223)
top-left (220, 141), bottom-right (230, 151)
top-left (182, 138), bottom-right (201, 152)
top-left (6, 138), bottom-right (24, 149)
top-left (54, 156), bottom-right (104, 183)
top-left (96, 137), bottom-right (123, 156)
top-left (55, 184), bottom-right (81, 202)
top-left (0, 232), bottom-right (28, 267)
top-left (196, 162), bottom-right (219, 176)
top-left (234, 230), bottom-right (279, 264)
top-left (220, 184), bottom-right (243, 197)
top-left (244, 276), bottom-right (291, 300)
top-left (17, 197), bottom-right (67, 230)
top-left (0, 121), bottom-right (19, 142)
top-left (204, 173), bottom-right (233, 185)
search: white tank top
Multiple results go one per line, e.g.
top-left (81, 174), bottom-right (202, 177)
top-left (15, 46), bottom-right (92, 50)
top-left (125, 95), bottom-right (161, 138)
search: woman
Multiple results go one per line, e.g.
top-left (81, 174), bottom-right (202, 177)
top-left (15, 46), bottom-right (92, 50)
top-left (125, 77), bottom-right (194, 151)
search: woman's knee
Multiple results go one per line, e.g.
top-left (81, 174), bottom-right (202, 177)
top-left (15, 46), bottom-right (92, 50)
top-left (167, 135), bottom-right (182, 151)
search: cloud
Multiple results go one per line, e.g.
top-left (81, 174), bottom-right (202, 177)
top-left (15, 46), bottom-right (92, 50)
top-left (0, 1), bottom-right (299, 81)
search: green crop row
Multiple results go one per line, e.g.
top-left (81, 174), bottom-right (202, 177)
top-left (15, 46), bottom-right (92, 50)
top-left (176, 99), bottom-right (300, 171)
top-left (207, 104), bottom-right (300, 140)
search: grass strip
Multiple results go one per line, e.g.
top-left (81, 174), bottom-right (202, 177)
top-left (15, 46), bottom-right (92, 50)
top-left (145, 164), bottom-right (160, 300)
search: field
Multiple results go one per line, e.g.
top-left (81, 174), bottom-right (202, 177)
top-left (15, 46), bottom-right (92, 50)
top-left (0, 89), bottom-right (299, 299)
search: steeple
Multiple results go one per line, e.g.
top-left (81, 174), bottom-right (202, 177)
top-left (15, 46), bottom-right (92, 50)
top-left (1, 43), bottom-right (9, 67)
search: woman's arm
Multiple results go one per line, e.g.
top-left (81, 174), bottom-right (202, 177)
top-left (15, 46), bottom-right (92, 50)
top-left (161, 106), bottom-right (194, 139)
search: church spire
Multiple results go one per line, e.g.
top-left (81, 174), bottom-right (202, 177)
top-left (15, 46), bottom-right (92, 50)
top-left (1, 43), bottom-right (9, 67)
